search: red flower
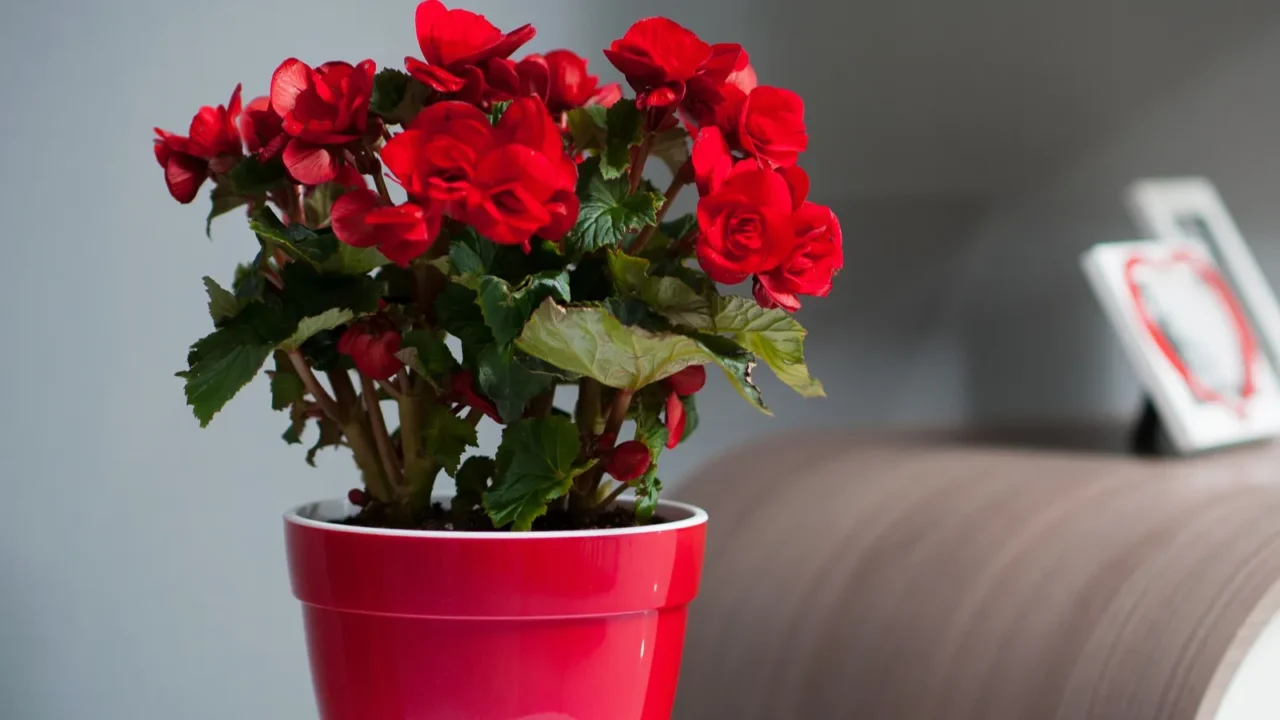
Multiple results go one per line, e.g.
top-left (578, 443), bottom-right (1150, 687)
top-left (382, 97), bottom-right (578, 250)
top-left (405, 0), bottom-right (535, 99)
top-left (604, 17), bottom-right (713, 112)
top-left (682, 44), bottom-right (752, 131)
top-left (153, 85), bottom-right (244, 203)
top-left (449, 370), bottom-right (502, 423)
top-left (270, 58), bottom-right (376, 185)
top-left (515, 50), bottom-right (622, 115)
top-left (754, 202), bottom-right (843, 312)
top-left (668, 365), bottom-right (707, 396)
top-left (606, 440), bottom-right (653, 482)
top-left (738, 86), bottom-right (807, 168)
top-left (331, 189), bottom-right (440, 267)
top-left (664, 391), bottom-right (687, 449)
top-left (381, 101), bottom-right (494, 208)
top-left (338, 317), bottom-right (404, 381)
top-left (693, 129), bottom-right (797, 283)
top-left (238, 95), bottom-right (287, 160)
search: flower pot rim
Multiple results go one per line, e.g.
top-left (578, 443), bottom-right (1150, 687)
top-left (285, 496), bottom-right (708, 540)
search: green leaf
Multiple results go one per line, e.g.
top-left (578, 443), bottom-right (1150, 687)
top-left (650, 126), bottom-right (691, 176)
top-left (606, 250), bottom-right (711, 329)
top-left (282, 420), bottom-right (304, 445)
top-left (276, 262), bottom-right (383, 320)
top-left (323, 244), bottom-right (391, 276)
top-left (565, 105), bottom-right (608, 152)
top-left (449, 230), bottom-right (497, 277)
top-left (303, 181), bottom-right (359, 229)
top-left (635, 475), bottom-right (663, 522)
top-left (600, 99), bottom-right (643, 180)
top-left (396, 329), bottom-right (457, 382)
top-left (227, 155), bottom-right (287, 195)
top-left (488, 100), bottom-right (513, 125)
top-left (713, 297), bottom-right (825, 398)
top-left (206, 184), bottom-right (247, 238)
top-left (250, 207), bottom-right (339, 268)
top-left (422, 404), bottom-right (479, 476)
top-left (485, 417), bottom-right (592, 530)
top-left (475, 271), bottom-right (572, 347)
top-left (369, 68), bottom-right (430, 124)
top-left (694, 331), bottom-right (770, 414)
top-left (516, 300), bottom-right (717, 390)
top-left (660, 214), bottom-right (698, 244)
top-left (306, 416), bottom-right (344, 467)
top-left (453, 456), bottom-right (495, 513)
top-left (179, 331), bottom-right (272, 427)
top-left (476, 344), bottom-right (556, 423)
top-left (564, 167), bottom-right (664, 255)
top-left (202, 276), bottom-right (244, 325)
top-left (278, 308), bottom-right (354, 352)
top-left (233, 261), bottom-right (267, 303)
top-left (436, 283), bottom-right (494, 362)
top-left (678, 393), bottom-right (700, 443)
top-left (269, 351), bottom-right (306, 411)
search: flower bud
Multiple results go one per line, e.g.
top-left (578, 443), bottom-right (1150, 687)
top-left (337, 317), bottom-right (403, 381)
top-left (668, 365), bottom-right (707, 396)
top-left (606, 440), bottom-right (653, 482)
top-left (347, 488), bottom-right (369, 507)
top-left (665, 391), bottom-right (686, 449)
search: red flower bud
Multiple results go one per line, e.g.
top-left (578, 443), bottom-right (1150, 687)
top-left (668, 365), bottom-right (707, 397)
top-left (595, 432), bottom-right (618, 454)
top-left (606, 440), bottom-right (652, 482)
top-left (347, 488), bottom-right (369, 506)
top-left (449, 370), bottom-right (503, 423)
top-left (337, 317), bottom-right (403, 381)
top-left (665, 391), bottom-right (686, 450)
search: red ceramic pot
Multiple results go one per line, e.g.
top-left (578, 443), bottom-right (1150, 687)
top-left (285, 498), bottom-right (708, 720)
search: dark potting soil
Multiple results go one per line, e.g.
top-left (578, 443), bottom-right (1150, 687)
top-left (338, 502), bottom-right (669, 532)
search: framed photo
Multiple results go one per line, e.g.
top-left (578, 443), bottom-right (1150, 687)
top-left (1127, 177), bottom-right (1280, 373)
top-left (1081, 238), bottom-right (1280, 453)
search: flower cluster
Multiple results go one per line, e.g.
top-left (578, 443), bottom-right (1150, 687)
top-left (157, 2), bottom-right (839, 531)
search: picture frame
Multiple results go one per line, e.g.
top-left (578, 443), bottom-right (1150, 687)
top-left (1127, 177), bottom-right (1280, 373)
top-left (1081, 238), bottom-right (1280, 453)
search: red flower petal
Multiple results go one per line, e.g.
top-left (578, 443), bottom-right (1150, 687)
top-left (608, 17), bottom-right (711, 86)
top-left (331, 190), bottom-right (385, 248)
top-left (163, 152), bottom-right (210, 204)
top-left (738, 85), bottom-right (808, 169)
top-left (692, 126), bottom-right (733, 196)
top-left (495, 96), bottom-right (562, 158)
top-left (668, 365), bottom-right (707, 396)
top-left (753, 273), bottom-right (801, 312)
top-left (665, 391), bottom-right (686, 449)
top-left (778, 165), bottom-right (810, 211)
top-left (405, 56), bottom-right (467, 93)
top-left (283, 140), bottom-right (340, 185)
top-left (270, 58), bottom-right (312, 118)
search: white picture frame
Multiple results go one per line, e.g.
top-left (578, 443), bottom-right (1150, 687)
top-left (1127, 177), bottom-right (1280, 373)
top-left (1081, 238), bottom-right (1280, 453)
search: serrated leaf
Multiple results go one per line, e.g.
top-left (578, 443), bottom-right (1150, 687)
top-left (206, 184), bottom-right (247, 238)
top-left (475, 271), bottom-right (571, 347)
top-left (233, 261), bottom-right (267, 302)
top-left (270, 351), bottom-right (306, 411)
top-left (635, 475), bottom-right (663, 521)
top-left (606, 250), bottom-right (711, 329)
top-left (564, 167), bottom-right (663, 255)
top-left (423, 404), bottom-right (478, 476)
top-left (694, 331), bottom-right (769, 414)
top-left (453, 456), bottom-right (495, 512)
top-left (323, 244), bottom-right (390, 276)
top-left (476, 344), bottom-right (556, 423)
top-left (485, 417), bottom-right (592, 530)
top-left (279, 308), bottom-right (354, 351)
top-left (516, 300), bottom-right (717, 390)
top-left (282, 421), bottom-right (304, 445)
top-left (449, 230), bottom-right (497, 277)
top-left (436, 283), bottom-right (494, 363)
top-left (306, 416), bottom-right (344, 467)
top-left (203, 276), bottom-right (244, 325)
top-left (396, 329), bottom-right (457, 381)
top-left (180, 341), bottom-right (272, 427)
top-left (601, 99), bottom-right (643, 180)
top-left (566, 105), bottom-right (608, 152)
top-left (713, 297), bottom-right (824, 398)
top-left (650, 126), bottom-right (691, 176)
top-left (227, 155), bottom-right (287, 195)
top-left (250, 207), bottom-right (339, 268)
top-left (276, 262), bottom-right (383, 320)
top-left (370, 68), bottom-right (430, 125)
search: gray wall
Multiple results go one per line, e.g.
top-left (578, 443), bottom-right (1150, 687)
top-left (4, 0), bottom-right (1280, 718)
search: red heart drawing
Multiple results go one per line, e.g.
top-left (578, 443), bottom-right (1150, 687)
top-left (1125, 250), bottom-right (1258, 417)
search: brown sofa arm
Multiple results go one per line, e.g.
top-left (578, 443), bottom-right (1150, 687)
top-left (672, 431), bottom-right (1280, 720)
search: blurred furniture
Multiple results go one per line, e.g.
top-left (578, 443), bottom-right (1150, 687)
top-left (672, 429), bottom-right (1280, 720)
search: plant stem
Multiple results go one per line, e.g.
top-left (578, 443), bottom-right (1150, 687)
top-left (376, 380), bottom-right (405, 401)
top-left (601, 389), bottom-right (635, 442)
top-left (629, 134), bottom-right (654, 194)
top-left (575, 378), bottom-right (602, 436)
top-left (630, 160), bottom-right (691, 256)
top-left (464, 407), bottom-right (485, 428)
top-left (287, 351), bottom-right (342, 422)
top-left (530, 388), bottom-right (556, 418)
top-left (371, 170), bottom-right (393, 206)
top-left (596, 482), bottom-right (630, 512)
top-left (361, 374), bottom-right (404, 489)
top-left (327, 370), bottom-right (392, 502)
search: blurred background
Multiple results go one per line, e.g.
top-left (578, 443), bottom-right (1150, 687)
top-left (5, 0), bottom-right (1280, 717)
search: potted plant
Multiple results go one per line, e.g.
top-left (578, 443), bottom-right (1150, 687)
top-left (153, 2), bottom-right (840, 718)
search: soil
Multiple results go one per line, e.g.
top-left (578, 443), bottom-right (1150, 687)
top-left (338, 502), bottom-right (669, 532)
